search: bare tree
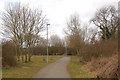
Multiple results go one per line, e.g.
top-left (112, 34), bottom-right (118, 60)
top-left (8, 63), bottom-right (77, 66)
top-left (49, 34), bottom-right (65, 55)
top-left (50, 34), bottom-right (63, 47)
top-left (65, 13), bottom-right (83, 55)
top-left (37, 37), bottom-right (47, 47)
top-left (23, 7), bottom-right (46, 62)
top-left (1, 3), bottom-right (47, 62)
top-left (2, 3), bottom-right (23, 61)
top-left (91, 5), bottom-right (119, 40)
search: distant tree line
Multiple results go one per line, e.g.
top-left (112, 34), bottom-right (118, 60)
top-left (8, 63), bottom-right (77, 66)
top-left (32, 35), bottom-right (74, 55)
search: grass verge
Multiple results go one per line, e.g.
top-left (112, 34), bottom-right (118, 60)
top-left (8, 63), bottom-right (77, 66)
top-left (67, 56), bottom-right (94, 78)
top-left (2, 55), bottom-right (63, 78)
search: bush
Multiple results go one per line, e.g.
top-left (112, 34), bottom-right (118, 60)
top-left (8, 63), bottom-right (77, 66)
top-left (86, 55), bottom-right (118, 78)
top-left (79, 39), bottom-right (118, 62)
top-left (2, 40), bottom-right (17, 67)
top-left (96, 55), bottom-right (118, 78)
top-left (82, 39), bottom-right (119, 78)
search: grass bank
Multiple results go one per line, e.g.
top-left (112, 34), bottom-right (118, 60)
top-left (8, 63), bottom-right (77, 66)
top-left (2, 55), bottom-right (63, 78)
top-left (67, 56), bottom-right (94, 78)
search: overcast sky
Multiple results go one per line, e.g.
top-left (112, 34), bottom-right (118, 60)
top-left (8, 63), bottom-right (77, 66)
top-left (0, 0), bottom-right (119, 39)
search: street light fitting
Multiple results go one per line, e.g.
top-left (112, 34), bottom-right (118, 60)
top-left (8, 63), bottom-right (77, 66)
top-left (47, 23), bottom-right (50, 26)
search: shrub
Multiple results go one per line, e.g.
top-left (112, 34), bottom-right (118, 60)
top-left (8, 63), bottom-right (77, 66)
top-left (79, 39), bottom-right (118, 62)
top-left (96, 55), bottom-right (118, 78)
top-left (2, 40), bottom-right (17, 67)
top-left (85, 55), bottom-right (119, 78)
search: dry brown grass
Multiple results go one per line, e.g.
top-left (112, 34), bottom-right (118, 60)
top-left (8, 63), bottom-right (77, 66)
top-left (85, 54), bottom-right (118, 78)
top-left (79, 39), bottom-right (119, 78)
top-left (97, 55), bottom-right (118, 78)
top-left (87, 57), bottom-right (109, 72)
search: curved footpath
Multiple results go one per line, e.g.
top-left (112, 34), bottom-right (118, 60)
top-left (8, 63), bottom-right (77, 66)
top-left (33, 57), bottom-right (71, 78)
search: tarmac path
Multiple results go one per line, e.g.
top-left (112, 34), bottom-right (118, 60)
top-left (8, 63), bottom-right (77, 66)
top-left (33, 57), bottom-right (71, 78)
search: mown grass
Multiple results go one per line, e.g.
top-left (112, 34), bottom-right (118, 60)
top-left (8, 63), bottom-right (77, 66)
top-left (67, 56), bottom-right (94, 78)
top-left (2, 55), bottom-right (63, 78)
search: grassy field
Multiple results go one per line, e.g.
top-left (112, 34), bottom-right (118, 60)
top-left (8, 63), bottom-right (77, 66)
top-left (2, 55), bottom-right (63, 78)
top-left (67, 56), bottom-right (94, 78)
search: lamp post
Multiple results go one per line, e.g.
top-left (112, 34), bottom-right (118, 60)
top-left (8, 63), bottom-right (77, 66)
top-left (118, 1), bottom-right (120, 73)
top-left (65, 41), bottom-right (67, 55)
top-left (47, 23), bottom-right (50, 63)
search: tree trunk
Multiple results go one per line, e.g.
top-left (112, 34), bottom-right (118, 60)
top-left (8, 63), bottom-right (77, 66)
top-left (17, 55), bottom-right (20, 61)
top-left (28, 47), bottom-right (33, 62)
top-left (17, 45), bottom-right (21, 62)
top-left (21, 55), bottom-right (24, 62)
top-left (25, 54), bottom-right (27, 63)
top-left (20, 47), bottom-right (24, 62)
top-left (28, 56), bottom-right (31, 62)
top-left (28, 54), bottom-right (32, 62)
top-left (76, 49), bottom-right (80, 56)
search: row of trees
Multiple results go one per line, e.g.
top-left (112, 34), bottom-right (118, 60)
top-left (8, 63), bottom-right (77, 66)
top-left (33, 35), bottom-right (66, 55)
top-left (1, 3), bottom-right (47, 63)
